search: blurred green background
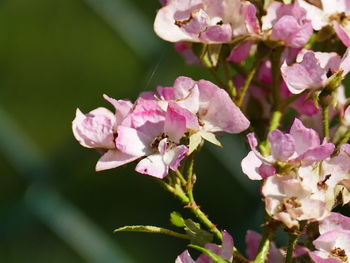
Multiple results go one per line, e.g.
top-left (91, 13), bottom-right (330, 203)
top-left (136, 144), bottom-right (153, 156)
top-left (0, 0), bottom-right (262, 262)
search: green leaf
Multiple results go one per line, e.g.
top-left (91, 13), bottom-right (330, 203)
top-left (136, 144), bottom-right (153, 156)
top-left (201, 44), bottom-right (222, 68)
top-left (199, 131), bottom-right (222, 147)
top-left (114, 225), bottom-right (189, 240)
top-left (188, 132), bottom-right (203, 155)
top-left (184, 219), bottom-right (213, 246)
top-left (188, 244), bottom-right (229, 263)
top-left (170, 212), bottom-right (185, 228)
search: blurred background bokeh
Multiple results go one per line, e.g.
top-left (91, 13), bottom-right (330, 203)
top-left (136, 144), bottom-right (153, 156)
top-left (0, 0), bottom-right (263, 262)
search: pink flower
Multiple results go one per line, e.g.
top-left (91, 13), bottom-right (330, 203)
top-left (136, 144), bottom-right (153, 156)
top-left (299, 0), bottom-right (350, 47)
top-left (154, 0), bottom-right (259, 43)
top-left (116, 99), bottom-right (188, 178)
top-left (241, 118), bottom-right (335, 180)
top-left (72, 95), bottom-right (139, 171)
top-left (262, 1), bottom-right (313, 48)
top-left (310, 230), bottom-right (350, 263)
top-left (281, 49), bottom-right (350, 94)
top-left (176, 231), bottom-right (234, 263)
top-left (262, 174), bottom-right (329, 228)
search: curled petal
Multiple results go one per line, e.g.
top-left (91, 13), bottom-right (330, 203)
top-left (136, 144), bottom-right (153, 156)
top-left (164, 145), bottom-right (188, 171)
top-left (72, 108), bottom-right (115, 149)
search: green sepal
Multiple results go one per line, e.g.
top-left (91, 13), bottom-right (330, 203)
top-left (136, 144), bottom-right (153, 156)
top-left (170, 212), bottom-right (185, 228)
top-left (188, 244), bottom-right (229, 263)
top-left (201, 44), bottom-right (222, 68)
top-left (184, 219), bottom-right (213, 246)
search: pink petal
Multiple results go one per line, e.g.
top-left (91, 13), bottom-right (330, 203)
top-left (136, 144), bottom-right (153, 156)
top-left (199, 24), bottom-right (232, 43)
top-left (72, 108), bottom-right (115, 149)
top-left (319, 213), bottom-right (350, 234)
top-left (242, 3), bottom-right (261, 34)
top-left (115, 126), bottom-right (152, 157)
top-left (135, 154), bottom-right (168, 179)
top-left (166, 102), bottom-right (199, 131)
top-left (271, 15), bottom-right (312, 48)
top-left (333, 22), bottom-right (350, 47)
top-left (197, 243), bottom-right (220, 263)
top-left (226, 41), bottom-right (252, 63)
top-left (200, 88), bottom-right (250, 133)
top-left (258, 164), bottom-right (276, 179)
top-left (175, 250), bottom-right (196, 263)
top-left (245, 230), bottom-right (261, 261)
top-left (295, 142), bottom-right (335, 165)
top-left (163, 145), bottom-right (188, 171)
top-left (268, 129), bottom-right (295, 161)
top-left (156, 86), bottom-right (175, 100)
top-left (309, 252), bottom-right (340, 263)
top-left (340, 48), bottom-right (350, 77)
top-left (241, 151), bottom-right (264, 180)
top-left (289, 118), bottom-right (320, 155)
top-left (164, 103), bottom-right (186, 142)
top-left (153, 0), bottom-right (202, 42)
top-left (281, 52), bottom-right (325, 94)
top-left (298, 0), bottom-right (326, 30)
top-left (95, 150), bottom-right (138, 171)
top-left (103, 94), bottom-right (133, 127)
top-left (221, 230), bottom-right (234, 260)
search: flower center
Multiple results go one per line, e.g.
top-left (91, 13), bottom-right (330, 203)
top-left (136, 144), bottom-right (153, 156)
top-left (331, 247), bottom-right (348, 262)
top-left (329, 12), bottom-right (350, 26)
top-left (150, 133), bottom-right (168, 149)
top-left (277, 197), bottom-right (302, 212)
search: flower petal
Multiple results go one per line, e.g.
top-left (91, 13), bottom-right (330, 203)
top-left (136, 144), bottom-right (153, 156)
top-left (95, 150), bottom-right (138, 171)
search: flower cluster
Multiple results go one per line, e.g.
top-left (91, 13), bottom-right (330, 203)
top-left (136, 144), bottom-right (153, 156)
top-left (73, 0), bottom-right (350, 262)
top-left (73, 77), bottom-right (249, 178)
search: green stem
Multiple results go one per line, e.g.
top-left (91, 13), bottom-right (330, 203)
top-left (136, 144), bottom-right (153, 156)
top-left (230, 63), bottom-right (270, 91)
top-left (268, 111), bottom-right (282, 133)
top-left (160, 181), bottom-right (189, 204)
top-left (236, 61), bottom-right (260, 107)
top-left (258, 111), bottom-right (282, 156)
top-left (114, 225), bottom-right (190, 240)
top-left (322, 106), bottom-right (330, 139)
top-left (253, 232), bottom-right (271, 263)
top-left (222, 60), bottom-right (237, 99)
top-left (335, 129), bottom-right (350, 152)
top-left (175, 170), bottom-right (187, 187)
top-left (186, 200), bottom-right (222, 241)
top-left (186, 158), bottom-right (195, 203)
top-left (285, 234), bottom-right (298, 263)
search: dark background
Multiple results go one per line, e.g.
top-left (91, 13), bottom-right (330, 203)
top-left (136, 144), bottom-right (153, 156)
top-left (0, 0), bottom-right (264, 262)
